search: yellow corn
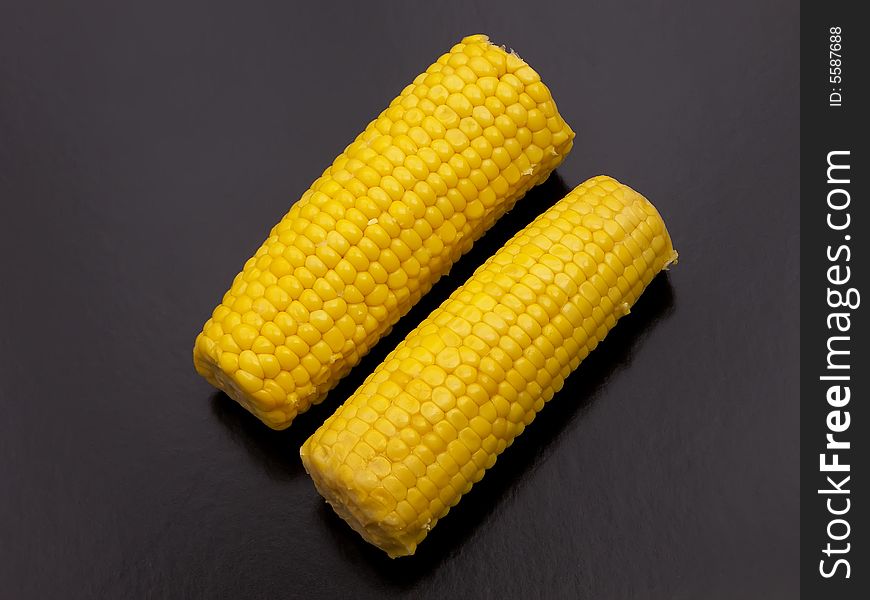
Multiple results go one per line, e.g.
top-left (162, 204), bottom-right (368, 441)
top-left (193, 34), bottom-right (574, 429)
top-left (301, 175), bottom-right (677, 557)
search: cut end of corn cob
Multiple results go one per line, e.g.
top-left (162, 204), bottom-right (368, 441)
top-left (300, 175), bottom-right (676, 557)
top-left (194, 34), bottom-right (575, 429)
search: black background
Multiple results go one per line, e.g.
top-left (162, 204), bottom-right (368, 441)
top-left (0, 1), bottom-right (799, 598)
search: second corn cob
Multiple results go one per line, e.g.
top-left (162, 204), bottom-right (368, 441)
top-left (301, 175), bottom-right (677, 557)
top-left (193, 34), bottom-right (574, 429)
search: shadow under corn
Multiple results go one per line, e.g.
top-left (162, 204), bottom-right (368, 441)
top-left (210, 173), bottom-right (571, 475)
top-left (317, 274), bottom-right (675, 588)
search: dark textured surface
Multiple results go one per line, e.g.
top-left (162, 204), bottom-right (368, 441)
top-left (0, 1), bottom-right (799, 598)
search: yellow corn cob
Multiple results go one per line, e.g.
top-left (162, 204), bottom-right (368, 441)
top-left (193, 34), bottom-right (574, 429)
top-left (301, 175), bottom-right (677, 557)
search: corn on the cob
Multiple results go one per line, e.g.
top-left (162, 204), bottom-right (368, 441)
top-left (193, 34), bottom-right (574, 429)
top-left (301, 175), bottom-right (677, 557)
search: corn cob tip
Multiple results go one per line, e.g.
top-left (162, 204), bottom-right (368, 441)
top-left (461, 34), bottom-right (490, 44)
top-left (300, 442), bottom-right (420, 557)
top-left (587, 174), bottom-right (678, 267)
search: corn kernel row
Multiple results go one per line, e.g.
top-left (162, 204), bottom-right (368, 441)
top-left (193, 35), bottom-right (575, 429)
top-left (301, 176), bottom-right (677, 557)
